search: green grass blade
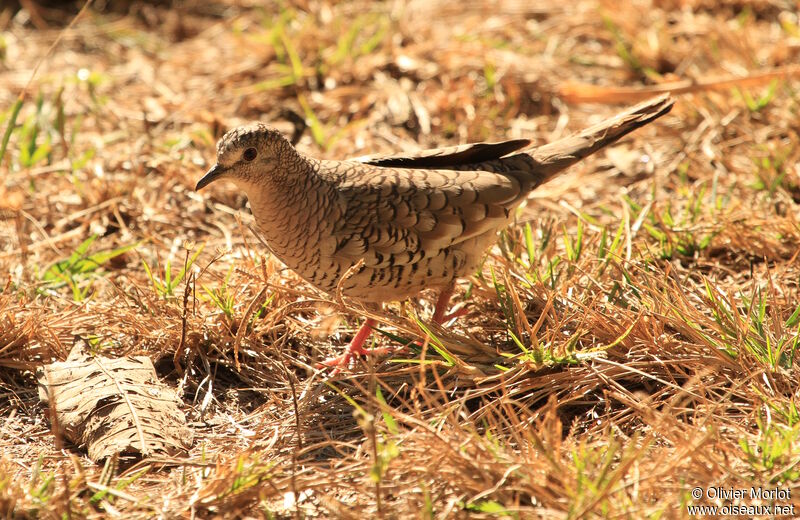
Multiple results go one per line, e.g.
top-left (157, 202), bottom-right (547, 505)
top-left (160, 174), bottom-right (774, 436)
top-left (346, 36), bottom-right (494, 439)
top-left (0, 98), bottom-right (23, 165)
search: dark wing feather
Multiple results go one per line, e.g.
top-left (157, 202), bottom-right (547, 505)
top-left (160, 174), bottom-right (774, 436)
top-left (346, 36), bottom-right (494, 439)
top-left (357, 139), bottom-right (531, 169)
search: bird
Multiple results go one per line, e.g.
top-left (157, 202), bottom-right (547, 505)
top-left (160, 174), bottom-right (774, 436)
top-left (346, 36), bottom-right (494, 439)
top-left (196, 94), bottom-right (673, 370)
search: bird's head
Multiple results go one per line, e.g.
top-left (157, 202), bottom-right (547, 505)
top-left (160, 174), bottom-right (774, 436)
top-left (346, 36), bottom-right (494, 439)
top-left (196, 123), bottom-right (293, 191)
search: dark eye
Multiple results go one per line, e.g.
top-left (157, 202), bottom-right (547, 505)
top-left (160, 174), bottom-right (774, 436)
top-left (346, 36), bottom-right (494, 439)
top-left (243, 148), bottom-right (257, 161)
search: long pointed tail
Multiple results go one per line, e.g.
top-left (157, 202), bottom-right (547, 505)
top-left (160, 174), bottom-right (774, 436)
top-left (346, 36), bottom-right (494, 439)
top-left (527, 94), bottom-right (674, 180)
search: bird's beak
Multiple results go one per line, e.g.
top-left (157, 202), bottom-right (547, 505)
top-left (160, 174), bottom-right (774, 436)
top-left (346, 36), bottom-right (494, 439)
top-left (196, 163), bottom-right (225, 191)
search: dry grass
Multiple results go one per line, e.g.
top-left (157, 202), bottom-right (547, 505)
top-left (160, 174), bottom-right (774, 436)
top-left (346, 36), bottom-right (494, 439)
top-left (2, 0), bottom-right (800, 518)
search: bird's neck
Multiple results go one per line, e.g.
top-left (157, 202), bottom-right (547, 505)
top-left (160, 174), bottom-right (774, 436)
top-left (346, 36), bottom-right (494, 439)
top-left (238, 156), bottom-right (331, 267)
top-left (239, 153), bottom-right (314, 212)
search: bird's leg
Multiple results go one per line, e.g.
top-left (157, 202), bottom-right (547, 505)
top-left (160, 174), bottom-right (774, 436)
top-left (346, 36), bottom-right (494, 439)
top-left (319, 284), bottom-right (468, 373)
top-left (407, 285), bottom-right (470, 352)
top-left (431, 285), bottom-right (454, 324)
top-left (408, 286), bottom-right (468, 353)
top-left (318, 318), bottom-right (375, 369)
top-left (431, 283), bottom-right (468, 324)
top-left (318, 318), bottom-right (400, 371)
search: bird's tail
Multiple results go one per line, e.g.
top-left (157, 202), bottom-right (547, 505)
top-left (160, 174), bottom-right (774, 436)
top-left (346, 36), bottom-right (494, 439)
top-left (525, 94), bottom-right (674, 181)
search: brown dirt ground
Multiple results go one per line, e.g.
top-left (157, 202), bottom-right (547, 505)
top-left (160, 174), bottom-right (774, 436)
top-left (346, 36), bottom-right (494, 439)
top-left (2, 0), bottom-right (800, 518)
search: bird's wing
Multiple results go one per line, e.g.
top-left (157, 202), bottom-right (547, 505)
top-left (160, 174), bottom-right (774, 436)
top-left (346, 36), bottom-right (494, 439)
top-left (327, 164), bottom-right (524, 268)
top-left (355, 139), bottom-right (530, 169)
top-left (326, 94), bottom-right (675, 269)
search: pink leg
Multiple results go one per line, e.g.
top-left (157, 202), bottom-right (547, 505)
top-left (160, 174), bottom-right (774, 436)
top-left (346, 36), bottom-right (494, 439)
top-left (409, 285), bottom-right (469, 350)
top-left (318, 285), bottom-right (468, 373)
top-left (432, 284), bottom-right (468, 324)
top-left (410, 287), bottom-right (469, 350)
top-left (318, 318), bottom-right (399, 372)
top-left (432, 286), bottom-right (454, 324)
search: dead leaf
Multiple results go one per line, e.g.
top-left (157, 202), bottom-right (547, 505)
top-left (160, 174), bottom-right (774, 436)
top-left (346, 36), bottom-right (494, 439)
top-left (38, 343), bottom-right (193, 462)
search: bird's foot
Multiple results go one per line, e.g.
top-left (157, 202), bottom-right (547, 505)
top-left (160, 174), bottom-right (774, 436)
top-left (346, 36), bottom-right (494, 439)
top-left (318, 343), bottom-right (402, 374)
top-left (316, 318), bottom-right (403, 374)
top-left (436, 305), bottom-right (469, 325)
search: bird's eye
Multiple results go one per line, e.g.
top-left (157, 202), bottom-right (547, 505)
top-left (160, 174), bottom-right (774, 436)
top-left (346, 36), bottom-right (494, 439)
top-left (243, 148), bottom-right (257, 161)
